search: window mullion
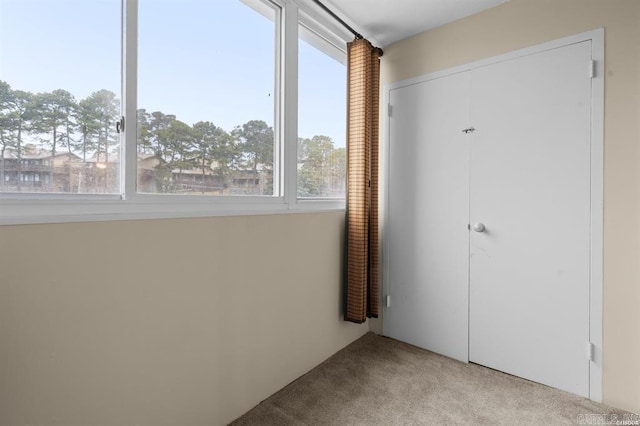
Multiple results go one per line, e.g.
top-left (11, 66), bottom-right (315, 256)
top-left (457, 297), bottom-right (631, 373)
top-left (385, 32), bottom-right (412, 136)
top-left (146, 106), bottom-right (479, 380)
top-left (122, 0), bottom-right (138, 200)
top-left (282, 1), bottom-right (299, 208)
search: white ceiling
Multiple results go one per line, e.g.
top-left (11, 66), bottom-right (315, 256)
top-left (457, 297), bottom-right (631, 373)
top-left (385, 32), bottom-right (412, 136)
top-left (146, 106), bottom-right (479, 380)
top-left (318, 0), bottom-right (511, 47)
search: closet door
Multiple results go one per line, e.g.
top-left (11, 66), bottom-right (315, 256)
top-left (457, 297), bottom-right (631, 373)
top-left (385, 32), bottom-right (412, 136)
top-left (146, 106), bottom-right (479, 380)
top-left (468, 41), bottom-right (592, 396)
top-left (384, 71), bottom-right (470, 362)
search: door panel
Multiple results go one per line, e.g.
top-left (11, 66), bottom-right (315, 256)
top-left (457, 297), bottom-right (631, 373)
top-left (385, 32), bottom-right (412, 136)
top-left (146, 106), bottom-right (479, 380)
top-left (384, 72), bottom-right (470, 362)
top-left (468, 42), bottom-right (592, 396)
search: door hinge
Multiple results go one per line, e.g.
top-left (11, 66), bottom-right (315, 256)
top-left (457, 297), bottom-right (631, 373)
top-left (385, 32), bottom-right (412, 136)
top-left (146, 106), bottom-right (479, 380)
top-left (115, 116), bottom-right (125, 134)
top-left (385, 295), bottom-right (391, 308)
top-left (462, 127), bottom-right (475, 134)
top-left (590, 60), bottom-right (596, 78)
top-left (587, 342), bottom-right (594, 361)
top-left (387, 104), bottom-right (392, 117)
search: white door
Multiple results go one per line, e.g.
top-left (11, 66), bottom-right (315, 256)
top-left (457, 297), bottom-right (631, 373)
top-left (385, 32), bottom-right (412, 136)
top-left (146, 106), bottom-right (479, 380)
top-left (468, 41), bottom-right (592, 397)
top-left (384, 71), bottom-right (471, 362)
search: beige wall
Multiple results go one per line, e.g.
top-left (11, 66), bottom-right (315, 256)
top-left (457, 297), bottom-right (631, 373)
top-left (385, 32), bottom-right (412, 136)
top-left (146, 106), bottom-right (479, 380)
top-left (0, 212), bottom-right (367, 425)
top-left (376, 0), bottom-right (640, 413)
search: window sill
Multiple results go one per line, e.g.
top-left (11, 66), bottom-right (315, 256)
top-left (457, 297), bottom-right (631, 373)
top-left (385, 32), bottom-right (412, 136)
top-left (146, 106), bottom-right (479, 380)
top-left (0, 196), bottom-right (346, 225)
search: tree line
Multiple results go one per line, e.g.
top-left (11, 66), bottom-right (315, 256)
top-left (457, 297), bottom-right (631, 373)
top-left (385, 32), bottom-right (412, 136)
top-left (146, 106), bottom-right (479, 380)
top-left (0, 80), bottom-right (345, 196)
top-left (0, 81), bottom-right (118, 163)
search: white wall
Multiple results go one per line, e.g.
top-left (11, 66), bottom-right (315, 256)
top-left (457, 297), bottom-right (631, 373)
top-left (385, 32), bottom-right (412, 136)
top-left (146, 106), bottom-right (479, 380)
top-left (375, 0), bottom-right (640, 413)
top-left (0, 212), bottom-right (367, 425)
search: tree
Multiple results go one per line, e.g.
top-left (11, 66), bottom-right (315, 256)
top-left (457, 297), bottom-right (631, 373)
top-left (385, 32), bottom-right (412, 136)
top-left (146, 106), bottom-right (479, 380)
top-left (329, 146), bottom-right (346, 195)
top-left (144, 113), bottom-right (194, 192)
top-left (74, 90), bottom-right (119, 192)
top-left (145, 111), bottom-right (174, 191)
top-left (32, 90), bottom-right (76, 157)
top-left (32, 89), bottom-right (77, 190)
top-left (234, 120), bottom-right (273, 172)
top-left (148, 111), bottom-right (173, 159)
top-left (192, 121), bottom-right (239, 193)
top-left (0, 81), bottom-right (15, 186)
top-left (0, 83), bottom-right (34, 191)
top-left (81, 90), bottom-right (119, 163)
top-left (297, 135), bottom-right (337, 197)
top-left (161, 118), bottom-right (194, 185)
top-left (136, 109), bottom-right (152, 154)
top-left (58, 93), bottom-right (77, 157)
top-left (210, 126), bottom-right (239, 189)
top-left (76, 97), bottom-right (101, 161)
top-left (234, 120), bottom-right (274, 194)
top-left (191, 121), bottom-right (218, 193)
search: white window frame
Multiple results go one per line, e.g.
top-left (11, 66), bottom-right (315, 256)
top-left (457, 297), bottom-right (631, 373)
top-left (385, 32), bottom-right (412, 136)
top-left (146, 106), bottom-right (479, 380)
top-left (0, 0), bottom-right (351, 225)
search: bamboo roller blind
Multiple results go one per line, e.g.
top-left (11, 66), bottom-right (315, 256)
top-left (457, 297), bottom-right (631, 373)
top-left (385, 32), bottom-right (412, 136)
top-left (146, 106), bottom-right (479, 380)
top-left (344, 38), bottom-right (381, 324)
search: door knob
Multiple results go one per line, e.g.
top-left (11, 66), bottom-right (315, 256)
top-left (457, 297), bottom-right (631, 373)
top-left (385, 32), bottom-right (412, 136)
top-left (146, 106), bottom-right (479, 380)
top-left (472, 223), bottom-right (486, 233)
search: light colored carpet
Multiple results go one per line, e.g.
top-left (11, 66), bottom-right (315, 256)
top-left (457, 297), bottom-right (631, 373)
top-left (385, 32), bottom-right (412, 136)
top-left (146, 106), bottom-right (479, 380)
top-left (231, 332), bottom-right (631, 425)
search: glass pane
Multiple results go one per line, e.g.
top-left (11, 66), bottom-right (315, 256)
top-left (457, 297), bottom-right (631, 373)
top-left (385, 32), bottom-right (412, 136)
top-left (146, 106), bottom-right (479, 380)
top-left (0, 0), bottom-right (121, 194)
top-left (297, 25), bottom-right (346, 199)
top-left (137, 0), bottom-right (277, 196)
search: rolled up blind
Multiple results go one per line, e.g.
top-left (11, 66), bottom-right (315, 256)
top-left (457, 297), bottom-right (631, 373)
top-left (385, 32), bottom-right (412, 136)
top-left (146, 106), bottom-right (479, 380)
top-left (344, 38), bottom-right (380, 323)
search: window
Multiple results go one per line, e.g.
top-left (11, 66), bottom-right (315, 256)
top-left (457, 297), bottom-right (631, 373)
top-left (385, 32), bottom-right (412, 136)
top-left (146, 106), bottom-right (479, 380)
top-left (0, 0), bottom-right (121, 194)
top-left (137, 0), bottom-right (278, 196)
top-left (297, 23), bottom-right (347, 199)
top-left (0, 0), bottom-right (350, 224)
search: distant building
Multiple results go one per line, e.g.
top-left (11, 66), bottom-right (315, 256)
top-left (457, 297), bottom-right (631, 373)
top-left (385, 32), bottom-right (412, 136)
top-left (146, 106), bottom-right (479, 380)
top-left (169, 165), bottom-right (223, 194)
top-left (0, 146), bottom-right (160, 194)
top-left (137, 153), bottom-right (163, 193)
top-left (0, 145), bottom-right (80, 192)
top-left (0, 147), bottom-right (272, 195)
top-left (229, 163), bottom-right (271, 195)
top-left (167, 163), bottom-right (272, 195)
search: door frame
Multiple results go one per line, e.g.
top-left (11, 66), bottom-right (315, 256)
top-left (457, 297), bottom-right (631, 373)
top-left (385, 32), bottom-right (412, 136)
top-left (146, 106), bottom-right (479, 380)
top-left (381, 29), bottom-right (604, 401)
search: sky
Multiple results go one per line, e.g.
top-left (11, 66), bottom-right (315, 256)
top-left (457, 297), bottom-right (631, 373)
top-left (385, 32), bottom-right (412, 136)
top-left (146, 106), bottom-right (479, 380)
top-left (0, 0), bottom-right (346, 147)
